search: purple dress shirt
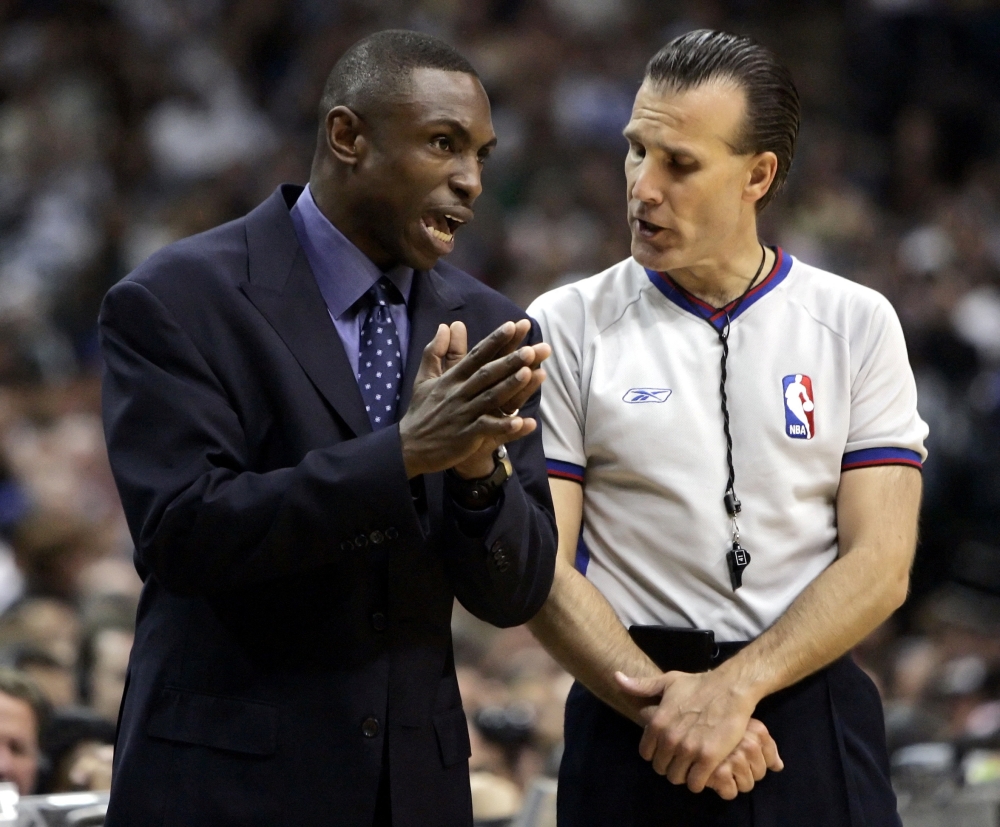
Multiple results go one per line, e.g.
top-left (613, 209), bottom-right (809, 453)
top-left (290, 184), bottom-right (412, 380)
top-left (290, 184), bottom-right (501, 525)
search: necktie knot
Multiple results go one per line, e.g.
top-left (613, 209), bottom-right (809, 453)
top-left (369, 277), bottom-right (399, 307)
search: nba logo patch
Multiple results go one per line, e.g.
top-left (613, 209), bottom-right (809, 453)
top-left (782, 374), bottom-right (815, 439)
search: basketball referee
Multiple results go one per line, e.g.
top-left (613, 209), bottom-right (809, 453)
top-left (527, 29), bottom-right (926, 826)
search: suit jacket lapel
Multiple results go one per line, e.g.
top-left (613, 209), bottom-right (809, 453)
top-left (240, 186), bottom-right (372, 437)
top-left (398, 267), bottom-right (465, 416)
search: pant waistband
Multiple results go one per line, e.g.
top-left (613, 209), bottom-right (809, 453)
top-left (629, 625), bottom-right (751, 673)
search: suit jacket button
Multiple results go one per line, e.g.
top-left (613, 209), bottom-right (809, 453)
top-left (385, 527), bottom-right (398, 540)
top-left (362, 717), bottom-right (380, 738)
top-left (490, 541), bottom-right (511, 572)
top-left (370, 530), bottom-right (384, 545)
top-left (371, 612), bottom-right (387, 632)
top-left (340, 540), bottom-right (354, 552)
top-left (354, 534), bottom-right (369, 548)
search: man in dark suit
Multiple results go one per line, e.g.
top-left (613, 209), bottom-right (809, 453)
top-left (98, 30), bottom-right (557, 826)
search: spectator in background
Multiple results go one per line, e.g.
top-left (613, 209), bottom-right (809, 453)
top-left (37, 707), bottom-right (115, 794)
top-left (0, 597), bottom-right (79, 709)
top-left (7, 645), bottom-right (75, 710)
top-left (11, 511), bottom-right (103, 603)
top-left (77, 594), bottom-right (135, 723)
top-left (0, 666), bottom-right (48, 796)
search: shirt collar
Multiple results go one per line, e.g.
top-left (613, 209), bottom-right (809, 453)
top-left (644, 247), bottom-right (792, 332)
top-left (290, 183), bottom-right (413, 319)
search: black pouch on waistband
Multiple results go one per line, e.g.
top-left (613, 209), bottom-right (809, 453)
top-left (628, 625), bottom-right (717, 673)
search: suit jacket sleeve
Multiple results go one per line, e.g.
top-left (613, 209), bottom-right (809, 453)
top-left (100, 278), bottom-right (555, 625)
top-left (439, 319), bottom-right (557, 628)
top-left (100, 278), bottom-right (432, 598)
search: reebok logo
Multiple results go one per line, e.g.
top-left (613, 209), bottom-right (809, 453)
top-left (623, 388), bottom-right (672, 404)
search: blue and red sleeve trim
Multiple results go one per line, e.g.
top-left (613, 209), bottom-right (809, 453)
top-left (546, 459), bottom-right (585, 483)
top-left (841, 447), bottom-right (923, 471)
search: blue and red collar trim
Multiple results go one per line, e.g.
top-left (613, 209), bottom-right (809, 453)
top-left (645, 247), bottom-right (792, 331)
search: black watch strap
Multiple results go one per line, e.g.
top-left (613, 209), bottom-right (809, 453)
top-left (445, 446), bottom-right (513, 510)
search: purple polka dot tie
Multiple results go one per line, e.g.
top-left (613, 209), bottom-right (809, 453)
top-left (358, 279), bottom-right (402, 431)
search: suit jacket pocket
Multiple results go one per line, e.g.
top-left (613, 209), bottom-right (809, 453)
top-left (146, 686), bottom-right (278, 756)
top-left (433, 707), bottom-right (471, 768)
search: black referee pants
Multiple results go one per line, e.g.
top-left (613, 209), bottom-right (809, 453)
top-left (557, 656), bottom-right (901, 827)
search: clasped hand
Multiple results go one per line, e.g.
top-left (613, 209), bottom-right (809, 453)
top-left (615, 667), bottom-right (783, 800)
top-left (399, 319), bottom-right (550, 479)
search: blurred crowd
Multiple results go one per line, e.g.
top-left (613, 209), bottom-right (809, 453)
top-left (0, 0), bottom-right (998, 818)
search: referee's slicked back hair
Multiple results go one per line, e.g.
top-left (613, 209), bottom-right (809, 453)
top-left (319, 30), bottom-right (478, 124)
top-left (645, 29), bottom-right (800, 211)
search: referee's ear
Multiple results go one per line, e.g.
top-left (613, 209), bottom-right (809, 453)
top-left (744, 151), bottom-right (778, 207)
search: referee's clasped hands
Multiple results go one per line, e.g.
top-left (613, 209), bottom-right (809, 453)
top-left (615, 668), bottom-right (784, 800)
top-left (399, 319), bottom-right (550, 480)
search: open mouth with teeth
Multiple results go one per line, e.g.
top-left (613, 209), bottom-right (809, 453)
top-left (421, 212), bottom-right (465, 253)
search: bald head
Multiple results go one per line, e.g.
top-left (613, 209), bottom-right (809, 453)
top-left (318, 29), bottom-right (479, 125)
top-left (309, 30), bottom-right (493, 273)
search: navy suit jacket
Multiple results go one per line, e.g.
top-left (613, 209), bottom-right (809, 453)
top-left (99, 185), bottom-right (557, 826)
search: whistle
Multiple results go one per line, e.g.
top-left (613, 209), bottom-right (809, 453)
top-left (727, 542), bottom-right (751, 590)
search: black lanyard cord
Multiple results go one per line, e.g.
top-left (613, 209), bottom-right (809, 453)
top-left (718, 319), bottom-right (738, 513)
top-left (663, 245), bottom-right (768, 590)
top-left (701, 244), bottom-right (767, 521)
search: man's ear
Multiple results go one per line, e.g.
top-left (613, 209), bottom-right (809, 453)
top-left (324, 106), bottom-right (368, 167)
top-left (744, 151), bottom-right (778, 206)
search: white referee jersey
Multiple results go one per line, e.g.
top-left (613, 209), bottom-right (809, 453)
top-left (527, 248), bottom-right (928, 641)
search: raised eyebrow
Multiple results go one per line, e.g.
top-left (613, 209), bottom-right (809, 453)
top-left (428, 119), bottom-right (471, 142)
top-left (622, 125), bottom-right (641, 143)
top-left (428, 119), bottom-right (498, 153)
top-left (621, 127), bottom-right (670, 151)
top-left (623, 130), bottom-right (696, 159)
top-left (427, 118), bottom-right (486, 142)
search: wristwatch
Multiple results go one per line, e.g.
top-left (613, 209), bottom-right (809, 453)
top-left (445, 445), bottom-right (513, 510)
